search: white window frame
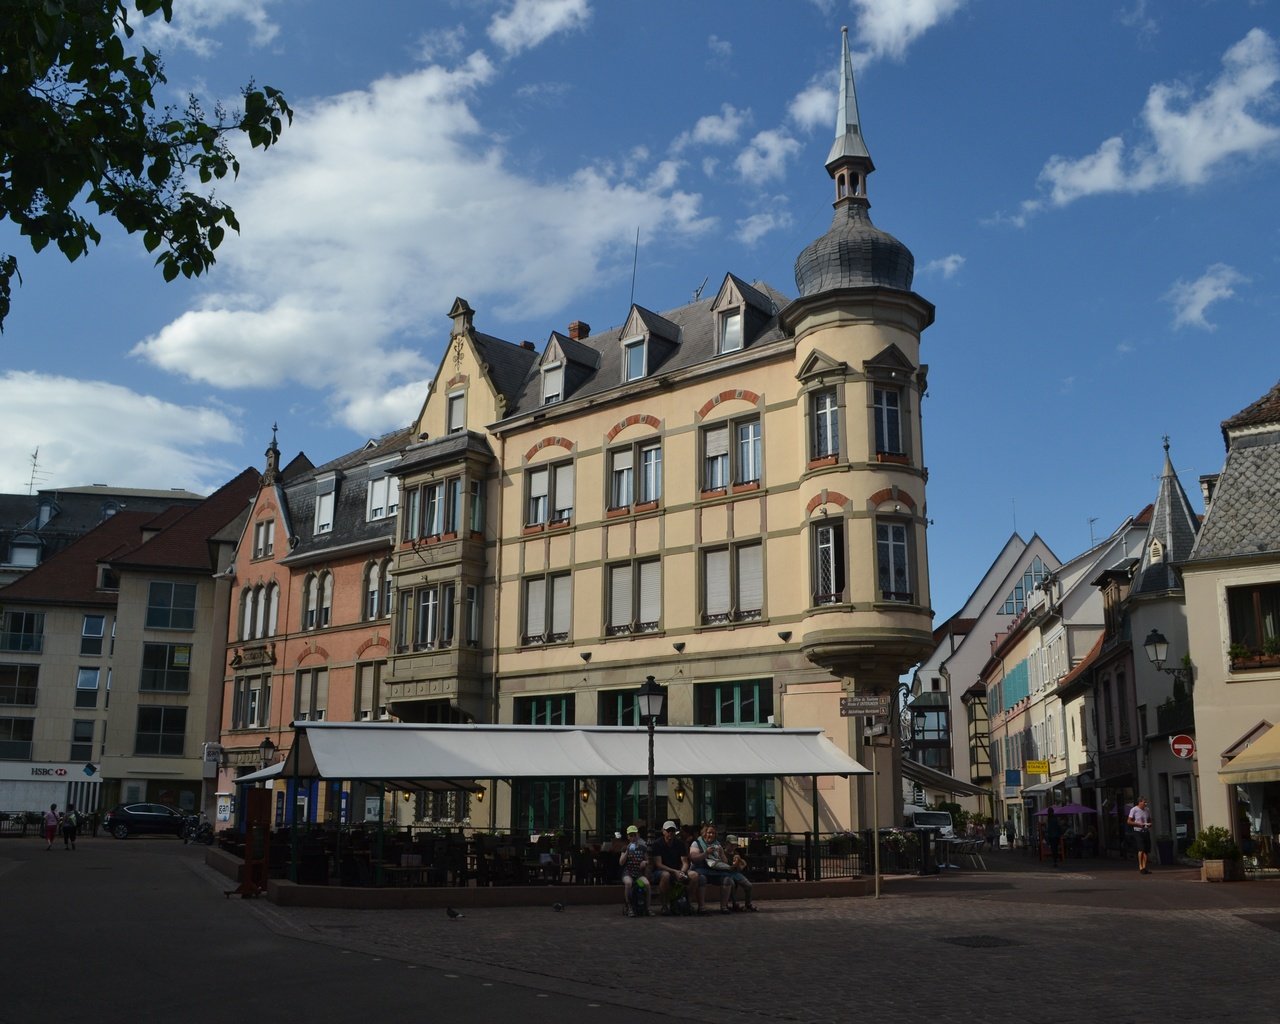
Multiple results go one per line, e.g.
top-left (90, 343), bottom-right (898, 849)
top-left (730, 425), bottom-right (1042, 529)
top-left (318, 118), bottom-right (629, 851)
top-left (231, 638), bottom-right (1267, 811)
top-left (542, 362), bottom-right (563, 404)
top-left (702, 417), bottom-right (761, 490)
top-left (314, 473), bottom-right (337, 534)
top-left (718, 310), bottom-right (743, 354)
top-left (811, 388), bottom-right (840, 460)
top-left (873, 386), bottom-right (903, 455)
top-left (813, 520), bottom-right (846, 605)
top-left (623, 338), bottom-right (646, 382)
top-left (253, 519), bottom-right (274, 558)
top-left (610, 440), bottom-right (661, 509)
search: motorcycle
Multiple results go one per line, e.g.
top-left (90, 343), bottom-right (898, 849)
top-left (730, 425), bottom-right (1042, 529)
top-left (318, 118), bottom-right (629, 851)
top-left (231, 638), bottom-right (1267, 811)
top-left (182, 813), bottom-right (215, 845)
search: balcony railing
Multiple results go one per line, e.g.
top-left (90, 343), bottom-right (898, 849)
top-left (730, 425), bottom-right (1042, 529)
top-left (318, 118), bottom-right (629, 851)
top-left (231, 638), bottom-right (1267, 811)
top-left (1155, 698), bottom-right (1195, 736)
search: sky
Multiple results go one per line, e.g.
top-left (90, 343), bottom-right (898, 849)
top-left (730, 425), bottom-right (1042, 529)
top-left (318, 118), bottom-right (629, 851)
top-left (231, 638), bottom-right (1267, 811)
top-left (1, 0), bottom-right (1277, 623)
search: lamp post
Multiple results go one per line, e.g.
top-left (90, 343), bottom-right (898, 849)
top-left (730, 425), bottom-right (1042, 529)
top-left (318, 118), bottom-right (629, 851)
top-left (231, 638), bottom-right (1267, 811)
top-left (637, 675), bottom-right (666, 841)
top-left (257, 736), bottom-right (277, 772)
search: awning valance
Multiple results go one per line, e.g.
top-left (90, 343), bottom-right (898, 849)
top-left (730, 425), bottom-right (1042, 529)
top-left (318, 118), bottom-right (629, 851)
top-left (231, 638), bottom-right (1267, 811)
top-left (902, 757), bottom-right (991, 798)
top-left (235, 722), bottom-right (870, 786)
top-left (1219, 723), bottom-right (1280, 785)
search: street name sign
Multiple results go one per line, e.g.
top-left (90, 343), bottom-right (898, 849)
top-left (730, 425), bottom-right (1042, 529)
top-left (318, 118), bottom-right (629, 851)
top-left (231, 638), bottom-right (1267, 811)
top-left (1169, 734), bottom-right (1196, 759)
top-left (840, 694), bottom-right (890, 718)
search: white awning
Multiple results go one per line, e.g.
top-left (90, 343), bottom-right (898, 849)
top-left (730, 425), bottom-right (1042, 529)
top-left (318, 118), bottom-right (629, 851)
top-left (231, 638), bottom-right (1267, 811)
top-left (1219, 722), bottom-right (1280, 785)
top-left (235, 722), bottom-right (869, 785)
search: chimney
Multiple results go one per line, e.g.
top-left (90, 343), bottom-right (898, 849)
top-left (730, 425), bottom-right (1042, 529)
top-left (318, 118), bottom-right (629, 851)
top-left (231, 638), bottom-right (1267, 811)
top-left (520, 340), bottom-right (535, 351)
top-left (568, 321), bottom-right (591, 341)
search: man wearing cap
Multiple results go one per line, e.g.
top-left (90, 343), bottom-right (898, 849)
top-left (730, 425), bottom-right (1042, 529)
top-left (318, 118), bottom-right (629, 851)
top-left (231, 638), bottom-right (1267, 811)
top-left (651, 819), bottom-right (704, 914)
top-left (619, 825), bottom-right (651, 916)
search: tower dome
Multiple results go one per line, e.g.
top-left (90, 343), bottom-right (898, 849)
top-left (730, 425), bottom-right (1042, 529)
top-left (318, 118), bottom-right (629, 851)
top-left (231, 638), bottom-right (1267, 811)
top-left (794, 27), bottom-right (915, 297)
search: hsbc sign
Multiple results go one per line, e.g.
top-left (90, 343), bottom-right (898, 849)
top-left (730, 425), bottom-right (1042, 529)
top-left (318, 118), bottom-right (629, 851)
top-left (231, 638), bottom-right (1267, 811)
top-left (30, 767), bottom-right (68, 777)
top-left (1170, 734), bottom-right (1196, 759)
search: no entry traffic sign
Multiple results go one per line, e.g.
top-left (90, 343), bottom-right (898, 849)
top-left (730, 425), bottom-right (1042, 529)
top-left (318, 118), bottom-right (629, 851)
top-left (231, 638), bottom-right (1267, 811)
top-left (1170, 733), bottom-right (1195, 759)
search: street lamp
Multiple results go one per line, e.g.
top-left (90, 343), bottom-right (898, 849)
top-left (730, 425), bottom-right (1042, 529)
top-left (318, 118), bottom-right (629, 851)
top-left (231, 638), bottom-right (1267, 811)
top-left (257, 736), bottom-right (277, 770)
top-left (1143, 629), bottom-right (1194, 687)
top-left (637, 675), bottom-right (666, 841)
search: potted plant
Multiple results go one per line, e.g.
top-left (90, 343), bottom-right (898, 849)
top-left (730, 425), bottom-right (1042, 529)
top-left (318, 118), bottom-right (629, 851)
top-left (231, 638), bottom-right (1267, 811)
top-left (1186, 825), bottom-right (1245, 882)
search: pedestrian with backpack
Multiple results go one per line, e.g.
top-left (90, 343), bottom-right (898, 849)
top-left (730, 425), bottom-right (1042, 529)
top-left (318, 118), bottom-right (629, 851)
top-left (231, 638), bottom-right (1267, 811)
top-left (61, 803), bottom-right (80, 851)
top-left (43, 803), bottom-right (59, 850)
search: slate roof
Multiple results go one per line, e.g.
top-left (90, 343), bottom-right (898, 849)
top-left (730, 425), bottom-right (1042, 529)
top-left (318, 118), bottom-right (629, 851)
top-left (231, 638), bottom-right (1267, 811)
top-left (501, 280), bottom-right (791, 420)
top-left (473, 332), bottom-right (540, 407)
top-left (794, 201), bottom-right (915, 296)
top-left (279, 427), bottom-right (418, 563)
top-left (394, 431), bottom-right (496, 476)
top-left (1188, 426), bottom-right (1280, 563)
top-left (1132, 445), bottom-right (1200, 595)
top-left (0, 510), bottom-right (159, 607)
top-left (1, 485), bottom-right (203, 570)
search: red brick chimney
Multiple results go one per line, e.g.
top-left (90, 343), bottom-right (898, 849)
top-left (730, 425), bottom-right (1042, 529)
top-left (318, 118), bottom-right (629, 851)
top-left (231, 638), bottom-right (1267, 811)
top-left (568, 321), bottom-right (591, 341)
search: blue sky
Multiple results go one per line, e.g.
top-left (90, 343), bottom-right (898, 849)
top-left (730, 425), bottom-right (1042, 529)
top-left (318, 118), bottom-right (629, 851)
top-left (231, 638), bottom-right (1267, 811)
top-left (1, 0), bottom-right (1277, 621)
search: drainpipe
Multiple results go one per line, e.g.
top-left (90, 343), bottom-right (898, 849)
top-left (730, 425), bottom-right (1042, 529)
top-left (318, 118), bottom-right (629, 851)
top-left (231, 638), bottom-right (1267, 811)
top-left (486, 429), bottom-right (505, 834)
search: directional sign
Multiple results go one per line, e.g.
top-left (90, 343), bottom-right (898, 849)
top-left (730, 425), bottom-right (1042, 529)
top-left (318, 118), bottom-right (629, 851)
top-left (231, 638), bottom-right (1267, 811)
top-left (840, 694), bottom-right (890, 718)
top-left (1170, 734), bottom-right (1196, 759)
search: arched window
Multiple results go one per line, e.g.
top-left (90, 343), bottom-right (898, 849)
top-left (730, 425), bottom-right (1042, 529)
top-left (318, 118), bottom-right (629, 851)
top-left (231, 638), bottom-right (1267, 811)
top-left (381, 559), bottom-right (393, 619)
top-left (253, 584), bottom-right (267, 638)
top-left (320, 572), bottom-right (334, 628)
top-left (266, 583), bottom-right (279, 636)
top-left (303, 574), bottom-right (318, 630)
top-left (364, 561), bottom-right (380, 621)
top-left (240, 588), bottom-right (253, 640)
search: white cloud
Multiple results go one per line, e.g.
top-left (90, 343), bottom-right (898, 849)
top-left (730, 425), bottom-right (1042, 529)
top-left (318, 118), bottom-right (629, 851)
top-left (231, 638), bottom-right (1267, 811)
top-left (923, 254), bottom-right (965, 278)
top-left (708, 34), bottom-right (733, 62)
top-left (1119, 0), bottom-right (1158, 42)
top-left (851, 0), bottom-right (966, 63)
top-left (415, 25), bottom-right (469, 64)
top-left (789, 82), bottom-right (835, 132)
top-left (133, 0), bottom-right (282, 56)
top-left (131, 50), bottom-right (713, 436)
top-left (487, 0), bottom-right (591, 57)
top-left (735, 205), bottom-right (794, 246)
top-left (0, 372), bottom-right (240, 493)
top-left (672, 104), bottom-right (749, 153)
top-left (734, 129), bottom-right (801, 183)
top-left (1165, 263), bottom-right (1247, 330)
top-left (1038, 29), bottom-right (1280, 206)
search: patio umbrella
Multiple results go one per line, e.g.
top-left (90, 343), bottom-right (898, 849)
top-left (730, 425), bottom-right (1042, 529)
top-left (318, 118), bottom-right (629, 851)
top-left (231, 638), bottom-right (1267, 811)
top-left (1035, 803), bottom-right (1097, 815)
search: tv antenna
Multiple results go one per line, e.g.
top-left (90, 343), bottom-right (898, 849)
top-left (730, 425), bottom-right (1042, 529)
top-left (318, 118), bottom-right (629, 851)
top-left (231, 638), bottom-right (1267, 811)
top-left (1088, 516), bottom-right (1098, 547)
top-left (27, 447), bottom-right (50, 495)
top-left (692, 275), bottom-right (709, 302)
top-left (628, 227), bottom-right (640, 307)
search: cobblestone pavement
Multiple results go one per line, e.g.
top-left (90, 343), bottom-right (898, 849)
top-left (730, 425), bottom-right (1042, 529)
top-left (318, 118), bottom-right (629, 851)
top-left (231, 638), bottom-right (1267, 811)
top-left (206, 855), bottom-right (1280, 1024)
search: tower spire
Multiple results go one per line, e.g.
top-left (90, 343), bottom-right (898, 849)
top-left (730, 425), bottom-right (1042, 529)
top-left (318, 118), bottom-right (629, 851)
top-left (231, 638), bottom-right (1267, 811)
top-left (826, 26), bottom-right (874, 204)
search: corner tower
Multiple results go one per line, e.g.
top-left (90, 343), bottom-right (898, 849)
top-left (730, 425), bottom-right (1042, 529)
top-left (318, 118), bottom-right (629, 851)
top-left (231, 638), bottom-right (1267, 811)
top-left (781, 27), bottom-right (936, 689)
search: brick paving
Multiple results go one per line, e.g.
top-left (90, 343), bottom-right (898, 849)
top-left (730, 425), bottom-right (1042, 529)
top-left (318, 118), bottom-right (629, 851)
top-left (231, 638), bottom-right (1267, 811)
top-left (217, 851), bottom-right (1280, 1024)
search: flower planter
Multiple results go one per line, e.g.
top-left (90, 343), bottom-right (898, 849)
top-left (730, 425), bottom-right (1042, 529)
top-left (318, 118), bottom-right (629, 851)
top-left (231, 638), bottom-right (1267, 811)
top-left (1201, 858), bottom-right (1245, 882)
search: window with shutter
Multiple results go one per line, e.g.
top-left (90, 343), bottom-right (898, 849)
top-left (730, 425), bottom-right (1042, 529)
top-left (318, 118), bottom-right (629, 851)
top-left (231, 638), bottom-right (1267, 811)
top-left (638, 560), bottom-right (661, 631)
top-left (553, 463), bottom-right (574, 521)
top-left (524, 578), bottom-right (547, 645)
top-left (703, 549), bottom-right (731, 623)
top-left (704, 426), bottom-right (729, 490)
top-left (610, 449), bottom-right (634, 508)
top-left (550, 575), bottom-right (571, 640)
top-left (608, 564), bottom-right (633, 634)
top-left (542, 363), bottom-right (563, 404)
top-left (447, 392), bottom-right (465, 433)
top-left (736, 544), bottom-right (763, 619)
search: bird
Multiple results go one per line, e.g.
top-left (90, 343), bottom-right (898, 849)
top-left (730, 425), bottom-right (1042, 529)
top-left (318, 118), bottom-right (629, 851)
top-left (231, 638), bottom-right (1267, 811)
top-left (446, 907), bottom-right (463, 919)
top-left (552, 902), bottom-right (565, 912)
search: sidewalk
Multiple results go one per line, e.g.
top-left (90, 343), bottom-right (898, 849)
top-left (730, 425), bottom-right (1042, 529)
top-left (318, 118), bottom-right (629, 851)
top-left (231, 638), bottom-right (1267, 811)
top-left (228, 854), bottom-right (1280, 1024)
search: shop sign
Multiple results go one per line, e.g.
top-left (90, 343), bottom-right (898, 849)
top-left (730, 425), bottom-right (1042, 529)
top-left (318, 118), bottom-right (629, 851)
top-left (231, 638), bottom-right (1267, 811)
top-left (1024, 759), bottom-right (1049, 775)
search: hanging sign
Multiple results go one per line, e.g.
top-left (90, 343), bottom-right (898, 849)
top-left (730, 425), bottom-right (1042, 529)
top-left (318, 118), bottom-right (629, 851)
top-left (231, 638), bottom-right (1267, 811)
top-left (1170, 734), bottom-right (1195, 759)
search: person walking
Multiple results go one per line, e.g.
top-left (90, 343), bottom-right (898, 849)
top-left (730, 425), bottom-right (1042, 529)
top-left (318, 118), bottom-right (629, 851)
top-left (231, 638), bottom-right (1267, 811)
top-left (42, 803), bottom-right (59, 850)
top-left (1004, 821), bottom-right (1015, 850)
top-left (1128, 797), bottom-right (1153, 874)
top-left (61, 803), bottom-right (79, 851)
top-left (1045, 808), bottom-right (1062, 868)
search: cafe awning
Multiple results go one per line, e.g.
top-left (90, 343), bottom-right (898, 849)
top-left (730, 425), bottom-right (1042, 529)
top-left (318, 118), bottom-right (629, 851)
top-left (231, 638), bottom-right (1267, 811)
top-left (901, 757), bottom-right (991, 798)
top-left (235, 721), bottom-right (870, 786)
top-left (1218, 722), bottom-right (1280, 785)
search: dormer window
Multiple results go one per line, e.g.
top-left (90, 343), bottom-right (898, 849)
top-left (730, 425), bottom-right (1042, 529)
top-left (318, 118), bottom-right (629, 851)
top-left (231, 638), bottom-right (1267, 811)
top-left (542, 362), bottom-right (563, 404)
top-left (718, 311), bottom-right (743, 354)
top-left (1149, 540), bottom-right (1164, 564)
top-left (623, 338), bottom-right (646, 382)
top-left (314, 473), bottom-right (337, 534)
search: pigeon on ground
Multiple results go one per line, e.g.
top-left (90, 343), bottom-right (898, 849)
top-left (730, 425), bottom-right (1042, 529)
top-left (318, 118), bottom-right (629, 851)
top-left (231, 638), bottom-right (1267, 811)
top-left (446, 907), bottom-right (463, 919)
top-left (552, 902), bottom-right (565, 912)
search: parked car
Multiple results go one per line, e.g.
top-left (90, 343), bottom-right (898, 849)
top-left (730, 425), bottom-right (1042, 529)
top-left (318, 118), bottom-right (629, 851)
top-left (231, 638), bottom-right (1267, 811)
top-left (102, 803), bottom-right (187, 839)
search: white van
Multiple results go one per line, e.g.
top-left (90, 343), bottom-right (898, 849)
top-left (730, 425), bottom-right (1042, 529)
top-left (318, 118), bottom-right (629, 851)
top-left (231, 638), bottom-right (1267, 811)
top-left (903, 806), bottom-right (955, 837)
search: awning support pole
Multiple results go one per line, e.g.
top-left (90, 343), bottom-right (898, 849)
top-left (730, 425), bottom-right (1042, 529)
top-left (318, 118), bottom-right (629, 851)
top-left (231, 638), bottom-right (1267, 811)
top-left (810, 774), bottom-right (820, 881)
